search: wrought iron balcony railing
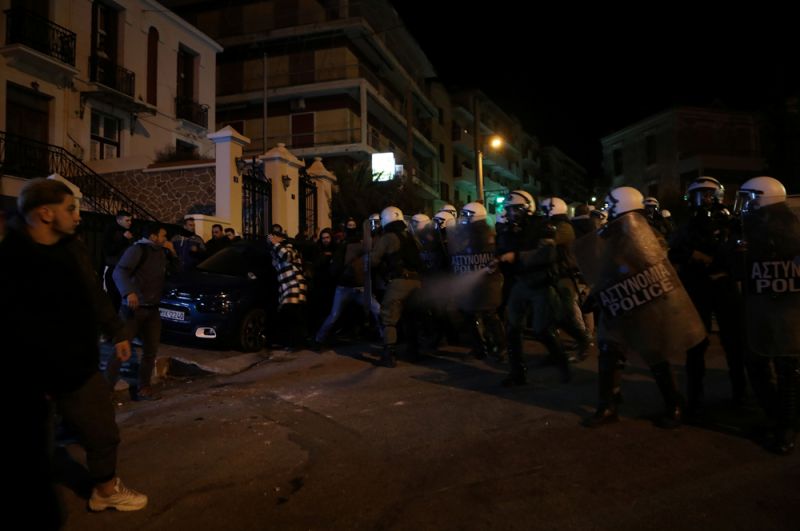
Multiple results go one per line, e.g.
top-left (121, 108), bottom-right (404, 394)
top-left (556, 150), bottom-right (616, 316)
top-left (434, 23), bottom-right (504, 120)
top-left (175, 97), bottom-right (209, 128)
top-left (4, 8), bottom-right (76, 66)
top-left (89, 55), bottom-right (135, 97)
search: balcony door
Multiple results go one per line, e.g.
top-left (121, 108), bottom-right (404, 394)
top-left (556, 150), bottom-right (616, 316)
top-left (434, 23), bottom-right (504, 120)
top-left (4, 83), bottom-right (51, 176)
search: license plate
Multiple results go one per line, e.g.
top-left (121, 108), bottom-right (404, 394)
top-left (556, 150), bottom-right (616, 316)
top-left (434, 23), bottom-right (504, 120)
top-left (159, 308), bottom-right (186, 322)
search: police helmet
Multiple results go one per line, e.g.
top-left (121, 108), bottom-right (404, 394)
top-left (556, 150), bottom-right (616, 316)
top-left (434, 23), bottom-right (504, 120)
top-left (540, 197), bottom-right (568, 217)
top-left (380, 206), bottom-right (404, 228)
top-left (459, 202), bottom-right (487, 224)
top-left (604, 187), bottom-right (644, 220)
top-left (433, 210), bottom-right (456, 230)
top-left (734, 176), bottom-right (786, 215)
top-left (686, 176), bottom-right (725, 208)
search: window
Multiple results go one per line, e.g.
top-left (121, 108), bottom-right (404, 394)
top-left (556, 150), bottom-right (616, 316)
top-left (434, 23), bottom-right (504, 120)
top-left (437, 106), bottom-right (444, 126)
top-left (439, 143), bottom-right (445, 163)
top-left (90, 111), bottom-right (120, 160)
top-left (92, 1), bottom-right (118, 61)
top-left (646, 135), bottom-right (656, 165)
top-left (440, 181), bottom-right (450, 202)
top-left (613, 148), bottom-right (623, 175)
top-left (147, 27), bottom-right (159, 106)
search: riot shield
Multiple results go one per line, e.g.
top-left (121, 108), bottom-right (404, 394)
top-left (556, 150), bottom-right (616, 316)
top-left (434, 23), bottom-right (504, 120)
top-left (362, 218), bottom-right (373, 317)
top-left (573, 213), bottom-right (705, 365)
top-left (741, 203), bottom-right (800, 357)
top-left (446, 222), bottom-right (503, 312)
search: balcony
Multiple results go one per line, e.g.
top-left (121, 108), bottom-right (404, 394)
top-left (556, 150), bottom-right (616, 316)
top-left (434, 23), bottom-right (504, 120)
top-left (82, 56), bottom-right (153, 118)
top-left (89, 55), bottom-right (135, 97)
top-left (176, 97), bottom-right (208, 129)
top-left (1, 8), bottom-right (78, 81)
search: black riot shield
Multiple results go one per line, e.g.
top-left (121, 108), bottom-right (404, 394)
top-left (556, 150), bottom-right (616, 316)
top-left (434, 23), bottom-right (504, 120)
top-left (741, 203), bottom-right (800, 358)
top-left (446, 222), bottom-right (503, 312)
top-left (573, 212), bottom-right (705, 365)
top-left (362, 219), bottom-right (373, 317)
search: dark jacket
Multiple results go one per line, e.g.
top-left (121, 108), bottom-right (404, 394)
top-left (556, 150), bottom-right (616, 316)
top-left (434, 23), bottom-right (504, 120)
top-left (1, 218), bottom-right (127, 394)
top-left (114, 238), bottom-right (177, 306)
top-left (102, 222), bottom-right (133, 266)
top-left (499, 216), bottom-right (557, 288)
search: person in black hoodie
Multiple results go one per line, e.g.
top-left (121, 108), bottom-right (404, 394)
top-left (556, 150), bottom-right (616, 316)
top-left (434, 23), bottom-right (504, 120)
top-left (314, 221), bottom-right (380, 346)
top-left (102, 209), bottom-right (134, 311)
top-left (1, 179), bottom-right (147, 524)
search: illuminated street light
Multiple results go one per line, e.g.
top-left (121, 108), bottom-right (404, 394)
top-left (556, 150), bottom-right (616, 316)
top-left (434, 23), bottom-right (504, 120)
top-left (477, 134), bottom-right (504, 203)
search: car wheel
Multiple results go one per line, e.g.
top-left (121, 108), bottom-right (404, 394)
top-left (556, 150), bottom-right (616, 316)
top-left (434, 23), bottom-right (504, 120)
top-left (238, 308), bottom-right (267, 352)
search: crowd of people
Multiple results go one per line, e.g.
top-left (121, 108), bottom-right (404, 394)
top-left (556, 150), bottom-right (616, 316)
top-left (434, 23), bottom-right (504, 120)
top-left (261, 176), bottom-right (798, 460)
top-left (1, 173), bottom-right (797, 527)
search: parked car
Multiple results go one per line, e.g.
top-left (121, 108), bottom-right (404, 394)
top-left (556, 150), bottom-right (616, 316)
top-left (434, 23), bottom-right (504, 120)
top-left (159, 241), bottom-right (278, 351)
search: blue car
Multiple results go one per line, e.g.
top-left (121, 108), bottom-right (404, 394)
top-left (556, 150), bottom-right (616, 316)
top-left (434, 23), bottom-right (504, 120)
top-left (159, 241), bottom-right (278, 351)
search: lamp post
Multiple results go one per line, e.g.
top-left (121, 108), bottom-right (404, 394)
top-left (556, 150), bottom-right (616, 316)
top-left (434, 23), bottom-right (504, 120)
top-left (477, 135), bottom-right (504, 203)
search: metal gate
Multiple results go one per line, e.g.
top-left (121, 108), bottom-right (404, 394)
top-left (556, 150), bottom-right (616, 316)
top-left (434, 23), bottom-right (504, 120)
top-left (298, 175), bottom-right (318, 235)
top-left (242, 162), bottom-right (272, 240)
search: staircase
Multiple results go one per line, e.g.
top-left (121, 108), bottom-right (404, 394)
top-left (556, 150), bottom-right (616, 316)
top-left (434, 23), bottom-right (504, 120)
top-left (0, 130), bottom-right (159, 221)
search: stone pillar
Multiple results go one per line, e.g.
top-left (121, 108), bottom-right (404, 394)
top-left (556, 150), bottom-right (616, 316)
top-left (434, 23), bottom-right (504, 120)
top-left (306, 157), bottom-right (336, 230)
top-left (207, 126), bottom-right (250, 234)
top-left (261, 143), bottom-right (304, 237)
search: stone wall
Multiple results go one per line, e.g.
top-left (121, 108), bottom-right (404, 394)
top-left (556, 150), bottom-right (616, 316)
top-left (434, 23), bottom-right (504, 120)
top-left (101, 164), bottom-right (216, 224)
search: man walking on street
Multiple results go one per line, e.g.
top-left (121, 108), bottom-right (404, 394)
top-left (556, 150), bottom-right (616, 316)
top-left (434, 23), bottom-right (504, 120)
top-left (1, 179), bottom-right (147, 526)
top-left (109, 223), bottom-right (178, 400)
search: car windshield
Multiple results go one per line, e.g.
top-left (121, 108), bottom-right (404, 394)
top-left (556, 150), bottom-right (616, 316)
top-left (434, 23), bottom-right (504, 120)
top-left (196, 243), bottom-right (271, 277)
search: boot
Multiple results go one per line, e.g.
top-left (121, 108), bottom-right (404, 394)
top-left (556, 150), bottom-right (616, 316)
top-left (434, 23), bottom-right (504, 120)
top-left (772, 358), bottom-right (799, 455)
top-left (541, 331), bottom-right (571, 383)
top-left (651, 361), bottom-right (684, 429)
top-left (469, 315), bottom-right (489, 360)
top-left (685, 340), bottom-right (707, 423)
top-left (583, 350), bottom-right (622, 428)
top-left (380, 346), bottom-right (397, 368)
top-left (502, 338), bottom-right (527, 387)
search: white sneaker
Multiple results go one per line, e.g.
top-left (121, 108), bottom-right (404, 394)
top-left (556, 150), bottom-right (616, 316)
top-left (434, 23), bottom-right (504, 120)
top-left (89, 477), bottom-right (148, 512)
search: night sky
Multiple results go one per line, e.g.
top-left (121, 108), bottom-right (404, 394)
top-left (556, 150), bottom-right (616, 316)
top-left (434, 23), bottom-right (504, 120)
top-left (391, 3), bottom-right (797, 182)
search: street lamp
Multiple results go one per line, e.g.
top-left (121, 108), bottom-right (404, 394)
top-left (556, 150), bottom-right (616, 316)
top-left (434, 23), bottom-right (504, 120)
top-left (477, 134), bottom-right (504, 203)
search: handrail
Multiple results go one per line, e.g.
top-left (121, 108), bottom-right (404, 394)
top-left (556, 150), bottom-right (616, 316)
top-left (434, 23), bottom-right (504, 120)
top-left (0, 131), bottom-right (159, 221)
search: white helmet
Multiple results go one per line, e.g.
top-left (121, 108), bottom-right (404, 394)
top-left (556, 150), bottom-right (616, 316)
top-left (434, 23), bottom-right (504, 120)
top-left (734, 176), bottom-right (786, 214)
top-left (433, 210), bottom-right (456, 230)
top-left (604, 187), bottom-right (644, 220)
top-left (661, 209), bottom-right (672, 219)
top-left (540, 197), bottom-right (568, 217)
top-left (459, 202), bottom-right (487, 224)
top-left (440, 204), bottom-right (457, 217)
top-left (505, 190), bottom-right (535, 214)
top-left (410, 213), bottom-right (431, 231)
top-left (380, 206), bottom-right (403, 228)
top-left (686, 176), bottom-right (725, 208)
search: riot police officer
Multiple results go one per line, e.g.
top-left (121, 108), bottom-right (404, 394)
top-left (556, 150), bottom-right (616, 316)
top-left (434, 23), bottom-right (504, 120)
top-left (643, 196), bottom-right (673, 239)
top-left (447, 202), bottom-right (505, 360)
top-left (734, 176), bottom-right (800, 454)
top-left (669, 176), bottom-right (747, 417)
top-left (540, 197), bottom-right (593, 361)
top-left (497, 190), bottom-right (571, 386)
top-left (576, 187), bottom-right (706, 428)
top-left (371, 206), bottom-right (423, 367)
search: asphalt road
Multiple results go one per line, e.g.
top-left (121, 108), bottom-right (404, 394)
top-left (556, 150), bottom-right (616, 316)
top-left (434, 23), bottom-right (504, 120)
top-left (58, 336), bottom-right (799, 530)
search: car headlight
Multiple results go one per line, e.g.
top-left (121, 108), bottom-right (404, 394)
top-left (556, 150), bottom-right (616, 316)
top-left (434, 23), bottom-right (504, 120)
top-left (197, 292), bottom-right (236, 314)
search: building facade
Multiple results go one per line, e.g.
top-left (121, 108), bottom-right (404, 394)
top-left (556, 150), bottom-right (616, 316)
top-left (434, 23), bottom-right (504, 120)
top-left (600, 106), bottom-right (765, 206)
